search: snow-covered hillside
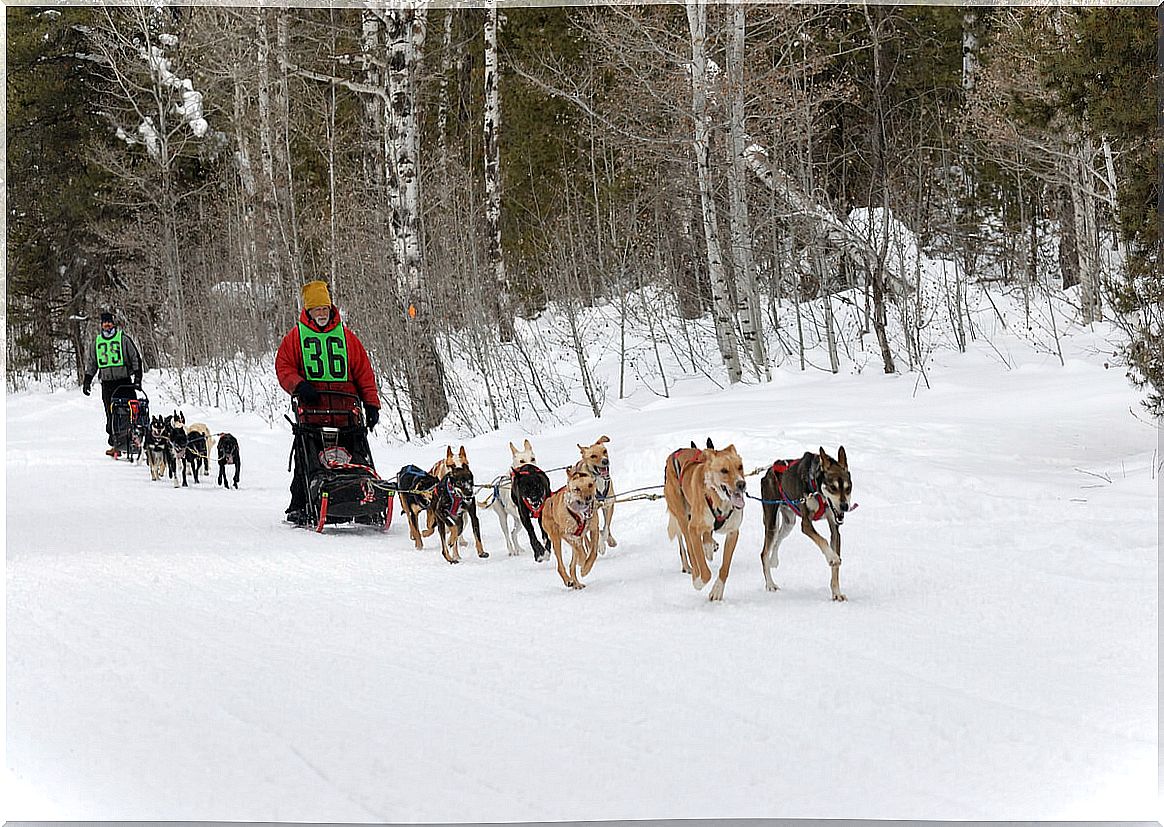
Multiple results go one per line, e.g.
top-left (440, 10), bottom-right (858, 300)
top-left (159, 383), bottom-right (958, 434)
top-left (5, 305), bottom-right (1158, 821)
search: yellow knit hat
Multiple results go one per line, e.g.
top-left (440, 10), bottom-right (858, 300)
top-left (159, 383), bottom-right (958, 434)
top-left (301, 280), bottom-right (331, 309)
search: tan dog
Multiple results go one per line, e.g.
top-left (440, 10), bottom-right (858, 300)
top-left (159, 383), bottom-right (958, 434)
top-left (186, 422), bottom-right (215, 474)
top-left (540, 467), bottom-right (599, 589)
top-left (663, 443), bottom-right (747, 601)
top-left (574, 435), bottom-right (616, 553)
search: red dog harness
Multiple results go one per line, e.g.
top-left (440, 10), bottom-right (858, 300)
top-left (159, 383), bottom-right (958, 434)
top-left (670, 448), bottom-right (735, 530)
top-left (770, 459), bottom-right (827, 521)
top-left (549, 485), bottom-right (590, 537)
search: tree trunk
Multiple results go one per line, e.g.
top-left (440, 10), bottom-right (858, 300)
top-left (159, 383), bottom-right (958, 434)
top-left (484, 0), bottom-right (513, 341)
top-left (726, 4), bottom-right (768, 382)
top-left (686, 0), bottom-right (742, 385)
top-left (384, 3), bottom-right (449, 435)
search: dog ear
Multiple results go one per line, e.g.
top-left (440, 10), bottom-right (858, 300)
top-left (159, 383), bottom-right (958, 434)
top-left (818, 446), bottom-right (832, 466)
top-left (597, 435), bottom-right (610, 444)
top-left (458, 446), bottom-right (467, 463)
top-left (690, 441), bottom-right (697, 449)
top-left (706, 437), bottom-right (715, 450)
top-left (523, 438), bottom-right (532, 451)
top-left (446, 446), bottom-right (455, 462)
top-left (509, 442), bottom-right (518, 455)
top-left (837, 446), bottom-right (847, 468)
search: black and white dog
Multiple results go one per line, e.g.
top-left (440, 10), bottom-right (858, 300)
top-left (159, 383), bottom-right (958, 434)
top-left (144, 416), bottom-right (169, 482)
top-left (216, 432), bottom-right (241, 489)
top-left (481, 440), bottom-right (551, 560)
top-left (164, 411), bottom-right (200, 488)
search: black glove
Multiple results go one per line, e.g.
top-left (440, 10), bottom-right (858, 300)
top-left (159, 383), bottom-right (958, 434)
top-left (364, 404), bottom-right (380, 430)
top-left (294, 380), bottom-right (320, 405)
top-left (82, 375), bottom-right (92, 396)
top-left (132, 371), bottom-right (143, 388)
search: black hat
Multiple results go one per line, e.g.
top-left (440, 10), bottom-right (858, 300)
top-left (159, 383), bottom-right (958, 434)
top-left (99, 311), bottom-right (114, 323)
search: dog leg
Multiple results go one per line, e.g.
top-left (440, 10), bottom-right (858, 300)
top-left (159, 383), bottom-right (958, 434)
top-left (762, 508), bottom-right (796, 592)
top-left (709, 529), bottom-right (742, 601)
top-left (233, 454), bottom-right (240, 488)
top-left (827, 519), bottom-right (846, 602)
top-left (467, 505), bottom-right (488, 558)
top-left (520, 509), bottom-right (545, 562)
top-left (568, 540), bottom-right (585, 589)
top-left (602, 501), bottom-right (617, 549)
top-left (683, 524), bottom-right (712, 590)
top-left (580, 532), bottom-right (600, 578)
top-left (449, 519), bottom-right (463, 563)
top-left (551, 535), bottom-right (575, 589)
top-left (493, 501), bottom-right (517, 556)
top-left (438, 523), bottom-right (457, 564)
top-left (407, 506), bottom-right (425, 550)
top-left (800, 516), bottom-right (844, 600)
top-left (668, 513), bottom-right (691, 574)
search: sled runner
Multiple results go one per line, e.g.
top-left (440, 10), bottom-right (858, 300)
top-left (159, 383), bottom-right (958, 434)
top-left (109, 385), bottom-right (150, 463)
top-left (288, 390), bottom-right (394, 533)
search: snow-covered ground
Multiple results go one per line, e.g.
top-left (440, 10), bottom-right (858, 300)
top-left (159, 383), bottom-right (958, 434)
top-left (4, 312), bottom-right (1159, 821)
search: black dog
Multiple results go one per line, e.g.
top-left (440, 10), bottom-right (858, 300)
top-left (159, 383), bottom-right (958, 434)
top-left (397, 464), bottom-right (439, 550)
top-left (216, 432), bottom-right (241, 489)
top-left (165, 420), bottom-right (189, 488)
top-left (429, 463), bottom-right (488, 564)
top-left (509, 464), bottom-right (552, 562)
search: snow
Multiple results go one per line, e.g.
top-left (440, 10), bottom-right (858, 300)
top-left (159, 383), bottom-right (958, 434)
top-left (4, 309), bottom-right (1158, 821)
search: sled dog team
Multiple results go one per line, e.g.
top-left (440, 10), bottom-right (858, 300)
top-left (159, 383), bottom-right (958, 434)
top-left (405, 435), bottom-right (854, 602)
top-left (141, 409), bottom-right (242, 490)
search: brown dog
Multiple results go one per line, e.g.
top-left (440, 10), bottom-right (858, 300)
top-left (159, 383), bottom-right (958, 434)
top-left (424, 446), bottom-right (487, 561)
top-left (663, 443), bottom-right (747, 600)
top-left (759, 447), bottom-right (852, 601)
top-left (540, 466), bottom-right (599, 590)
top-left (574, 435), bottom-right (616, 553)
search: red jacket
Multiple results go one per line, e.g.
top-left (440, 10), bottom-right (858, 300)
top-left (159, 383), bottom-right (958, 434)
top-left (275, 306), bottom-right (381, 409)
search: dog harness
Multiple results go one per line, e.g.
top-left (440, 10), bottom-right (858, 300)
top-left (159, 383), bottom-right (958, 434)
top-left (511, 466), bottom-right (547, 519)
top-left (770, 459), bottom-right (828, 521)
top-left (550, 486), bottom-right (590, 536)
top-left (298, 321), bottom-right (349, 382)
top-left (670, 448), bottom-right (738, 530)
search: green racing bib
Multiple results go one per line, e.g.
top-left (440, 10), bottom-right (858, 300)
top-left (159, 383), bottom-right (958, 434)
top-left (298, 321), bottom-right (349, 383)
top-left (95, 330), bottom-right (125, 369)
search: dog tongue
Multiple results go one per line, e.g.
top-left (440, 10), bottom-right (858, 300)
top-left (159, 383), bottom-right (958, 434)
top-left (730, 491), bottom-right (745, 509)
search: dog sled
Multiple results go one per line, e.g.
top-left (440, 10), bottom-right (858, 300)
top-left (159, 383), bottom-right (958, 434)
top-left (109, 385), bottom-right (150, 462)
top-left (287, 390), bottom-right (395, 533)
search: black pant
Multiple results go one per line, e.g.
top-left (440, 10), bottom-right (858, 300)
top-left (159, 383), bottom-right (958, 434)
top-left (101, 380), bottom-right (135, 446)
top-left (288, 439), bottom-right (308, 511)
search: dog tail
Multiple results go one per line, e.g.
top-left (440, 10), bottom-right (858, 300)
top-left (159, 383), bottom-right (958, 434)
top-left (666, 512), bottom-right (680, 542)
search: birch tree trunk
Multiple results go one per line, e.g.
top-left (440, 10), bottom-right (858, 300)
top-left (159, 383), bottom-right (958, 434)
top-left (254, 8), bottom-right (290, 308)
top-left (1070, 133), bottom-right (1103, 323)
top-left (484, 0), bottom-right (514, 341)
top-left (725, 4), bottom-right (768, 381)
top-left (437, 9), bottom-right (454, 175)
top-left (384, 3), bottom-right (449, 435)
top-left (686, 0), bottom-right (742, 385)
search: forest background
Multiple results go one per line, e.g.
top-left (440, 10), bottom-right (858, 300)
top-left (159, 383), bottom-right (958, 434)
top-left (6, 2), bottom-right (1160, 437)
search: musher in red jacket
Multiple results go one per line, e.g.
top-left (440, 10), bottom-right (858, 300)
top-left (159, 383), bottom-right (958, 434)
top-left (275, 279), bottom-right (382, 522)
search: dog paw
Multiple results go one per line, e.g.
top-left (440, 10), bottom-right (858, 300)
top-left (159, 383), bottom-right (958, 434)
top-left (606, 536), bottom-right (618, 548)
top-left (478, 551), bottom-right (489, 558)
top-left (709, 579), bottom-right (725, 601)
top-left (691, 575), bottom-right (706, 591)
top-left (765, 582), bottom-right (780, 592)
top-left (570, 581), bottom-right (586, 590)
top-left (832, 592), bottom-right (847, 602)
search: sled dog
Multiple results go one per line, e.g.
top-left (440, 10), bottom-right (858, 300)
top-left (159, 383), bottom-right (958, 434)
top-left (216, 432), bottom-right (241, 489)
top-left (481, 440), bottom-right (551, 561)
top-left (573, 435), bottom-right (617, 553)
top-left (759, 447), bottom-right (853, 602)
top-left (541, 466), bottom-right (599, 589)
top-left (663, 443), bottom-right (747, 600)
top-left (427, 446), bottom-right (488, 564)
